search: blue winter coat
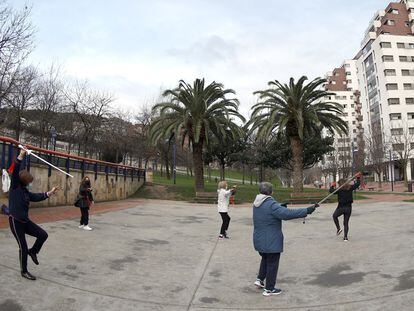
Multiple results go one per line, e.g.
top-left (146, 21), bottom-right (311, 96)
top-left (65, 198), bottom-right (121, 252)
top-left (253, 194), bottom-right (308, 253)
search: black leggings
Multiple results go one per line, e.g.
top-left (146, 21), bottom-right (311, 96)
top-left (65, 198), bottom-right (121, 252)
top-left (333, 206), bottom-right (352, 238)
top-left (80, 208), bottom-right (89, 226)
top-left (9, 217), bottom-right (48, 273)
top-left (219, 212), bottom-right (231, 235)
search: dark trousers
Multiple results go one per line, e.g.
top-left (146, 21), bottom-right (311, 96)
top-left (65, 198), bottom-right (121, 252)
top-left (9, 217), bottom-right (48, 273)
top-left (80, 208), bottom-right (89, 226)
top-left (257, 252), bottom-right (281, 290)
top-left (333, 206), bottom-right (352, 238)
top-left (219, 212), bottom-right (230, 235)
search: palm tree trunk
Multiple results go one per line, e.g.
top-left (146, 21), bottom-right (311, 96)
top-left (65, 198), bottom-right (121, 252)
top-left (290, 136), bottom-right (304, 192)
top-left (192, 142), bottom-right (204, 191)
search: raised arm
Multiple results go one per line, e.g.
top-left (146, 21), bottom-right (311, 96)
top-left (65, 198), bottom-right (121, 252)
top-left (270, 202), bottom-right (308, 220)
top-left (10, 149), bottom-right (25, 189)
top-left (350, 178), bottom-right (361, 191)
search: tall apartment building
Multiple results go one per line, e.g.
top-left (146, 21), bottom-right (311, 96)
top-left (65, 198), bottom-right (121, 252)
top-left (325, 0), bottom-right (414, 182)
top-left (324, 60), bottom-right (364, 179)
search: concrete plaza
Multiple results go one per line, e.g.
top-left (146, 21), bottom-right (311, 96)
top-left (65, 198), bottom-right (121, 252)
top-left (1, 198), bottom-right (414, 311)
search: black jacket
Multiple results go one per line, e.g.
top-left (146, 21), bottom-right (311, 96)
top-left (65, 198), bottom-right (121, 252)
top-left (8, 158), bottom-right (48, 222)
top-left (77, 184), bottom-right (94, 208)
top-left (329, 178), bottom-right (360, 208)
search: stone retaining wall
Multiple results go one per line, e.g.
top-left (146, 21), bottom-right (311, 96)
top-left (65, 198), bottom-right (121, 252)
top-left (0, 164), bottom-right (144, 208)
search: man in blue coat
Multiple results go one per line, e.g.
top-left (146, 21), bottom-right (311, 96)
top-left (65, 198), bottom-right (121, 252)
top-left (253, 182), bottom-right (317, 296)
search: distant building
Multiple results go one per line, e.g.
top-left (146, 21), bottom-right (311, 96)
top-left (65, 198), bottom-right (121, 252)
top-left (323, 0), bottom-right (414, 183)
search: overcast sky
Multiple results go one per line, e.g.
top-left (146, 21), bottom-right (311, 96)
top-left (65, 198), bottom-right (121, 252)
top-left (11, 0), bottom-right (386, 117)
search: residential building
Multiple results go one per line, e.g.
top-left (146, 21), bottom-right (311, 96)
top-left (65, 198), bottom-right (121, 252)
top-left (324, 0), bottom-right (414, 183)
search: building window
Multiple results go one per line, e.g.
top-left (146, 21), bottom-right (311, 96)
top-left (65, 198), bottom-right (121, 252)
top-left (382, 55), bottom-right (394, 62)
top-left (331, 81), bottom-right (336, 85)
top-left (384, 69), bottom-right (396, 76)
top-left (406, 98), bottom-right (414, 105)
top-left (392, 144), bottom-right (404, 151)
top-left (386, 83), bottom-right (398, 90)
top-left (408, 113), bottom-right (414, 119)
top-left (391, 128), bottom-right (403, 135)
top-left (389, 8), bottom-right (399, 14)
top-left (346, 71), bottom-right (351, 75)
top-left (390, 113), bottom-right (402, 120)
top-left (385, 20), bottom-right (396, 26)
top-left (388, 98), bottom-right (400, 105)
top-left (405, 21), bottom-right (410, 27)
top-left (409, 43), bottom-right (414, 49)
top-left (409, 127), bottom-right (414, 135)
top-left (402, 69), bottom-right (414, 76)
top-left (347, 79), bottom-right (352, 83)
top-left (404, 83), bottom-right (414, 90)
top-left (399, 56), bottom-right (408, 62)
top-left (397, 42), bottom-right (405, 48)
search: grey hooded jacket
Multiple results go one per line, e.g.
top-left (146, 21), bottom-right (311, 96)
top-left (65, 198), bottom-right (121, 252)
top-left (252, 194), bottom-right (308, 253)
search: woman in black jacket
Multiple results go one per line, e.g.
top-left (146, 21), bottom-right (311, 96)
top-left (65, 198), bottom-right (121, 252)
top-left (8, 148), bottom-right (60, 280)
top-left (76, 176), bottom-right (94, 231)
top-left (330, 172), bottom-right (361, 241)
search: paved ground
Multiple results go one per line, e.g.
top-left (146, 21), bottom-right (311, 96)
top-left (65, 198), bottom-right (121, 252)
top-left (1, 198), bottom-right (414, 311)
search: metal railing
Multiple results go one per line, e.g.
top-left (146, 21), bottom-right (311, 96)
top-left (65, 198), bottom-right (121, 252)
top-left (0, 136), bottom-right (145, 182)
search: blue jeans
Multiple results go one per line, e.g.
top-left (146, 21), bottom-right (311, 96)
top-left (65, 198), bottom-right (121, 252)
top-left (257, 252), bottom-right (281, 290)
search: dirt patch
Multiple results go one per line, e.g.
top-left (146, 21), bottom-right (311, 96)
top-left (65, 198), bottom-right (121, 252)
top-left (136, 184), bottom-right (188, 201)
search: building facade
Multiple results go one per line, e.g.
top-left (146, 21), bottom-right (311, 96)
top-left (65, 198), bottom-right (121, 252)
top-left (324, 0), bottom-right (414, 183)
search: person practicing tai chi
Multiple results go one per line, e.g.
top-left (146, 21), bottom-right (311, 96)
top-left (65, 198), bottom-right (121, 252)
top-left (75, 176), bottom-right (94, 231)
top-left (252, 182), bottom-right (317, 296)
top-left (217, 181), bottom-right (236, 239)
top-left (330, 172), bottom-right (362, 241)
top-left (8, 148), bottom-right (60, 280)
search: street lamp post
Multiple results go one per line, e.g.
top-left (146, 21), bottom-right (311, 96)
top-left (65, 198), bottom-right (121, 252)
top-left (389, 149), bottom-right (394, 192)
top-left (50, 126), bottom-right (57, 151)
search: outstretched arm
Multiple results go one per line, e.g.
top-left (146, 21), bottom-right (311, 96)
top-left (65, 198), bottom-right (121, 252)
top-left (29, 187), bottom-right (60, 203)
top-left (271, 202), bottom-right (308, 220)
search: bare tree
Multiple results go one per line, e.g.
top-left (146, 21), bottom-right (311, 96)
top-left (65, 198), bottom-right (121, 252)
top-left (365, 129), bottom-right (388, 188)
top-left (4, 65), bottom-right (39, 140)
top-left (0, 3), bottom-right (33, 123)
top-left (390, 125), bottom-right (414, 185)
top-left (64, 81), bottom-right (113, 156)
top-left (33, 64), bottom-right (64, 148)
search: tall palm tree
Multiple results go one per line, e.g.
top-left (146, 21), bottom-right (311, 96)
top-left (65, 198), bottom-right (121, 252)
top-left (249, 76), bottom-right (348, 192)
top-left (150, 78), bottom-right (245, 191)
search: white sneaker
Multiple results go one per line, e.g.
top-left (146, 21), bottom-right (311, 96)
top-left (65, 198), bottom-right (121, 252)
top-left (83, 225), bottom-right (92, 231)
top-left (254, 279), bottom-right (265, 288)
top-left (78, 225), bottom-right (84, 229)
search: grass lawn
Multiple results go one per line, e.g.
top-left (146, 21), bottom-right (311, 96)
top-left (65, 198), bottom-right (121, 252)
top-left (134, 172), bottom-right (368, 203)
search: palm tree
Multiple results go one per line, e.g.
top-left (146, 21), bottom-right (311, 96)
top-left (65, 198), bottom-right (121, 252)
top-left (149, 78), bottom-right (245, 191)
top-left (249, 76), bottom-right (348, 192)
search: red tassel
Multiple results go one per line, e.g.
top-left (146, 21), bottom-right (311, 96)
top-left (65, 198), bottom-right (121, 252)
top-left (8, 161), bottom-right (16, 174)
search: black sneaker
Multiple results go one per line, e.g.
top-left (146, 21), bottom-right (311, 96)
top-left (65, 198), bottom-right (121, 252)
top-left (336, 229), bottom-right (343, 236)
top-left (218, 234), bottom-right (224, 239)
top-left (344, 237), bottom-right (349, 242)
top-left (28, 250), bottom-right (39, 265)
top-left (21, 271), bottom-right (36, 280)
top-left (263, 288), bottom-right (282, 296)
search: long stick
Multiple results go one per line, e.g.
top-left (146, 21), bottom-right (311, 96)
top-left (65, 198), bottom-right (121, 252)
top-left (18, 144), bottom-right (74, 178)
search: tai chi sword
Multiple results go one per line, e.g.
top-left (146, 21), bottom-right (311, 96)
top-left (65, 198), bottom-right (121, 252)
top-left (18, 144), bottom-right (74, 178)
